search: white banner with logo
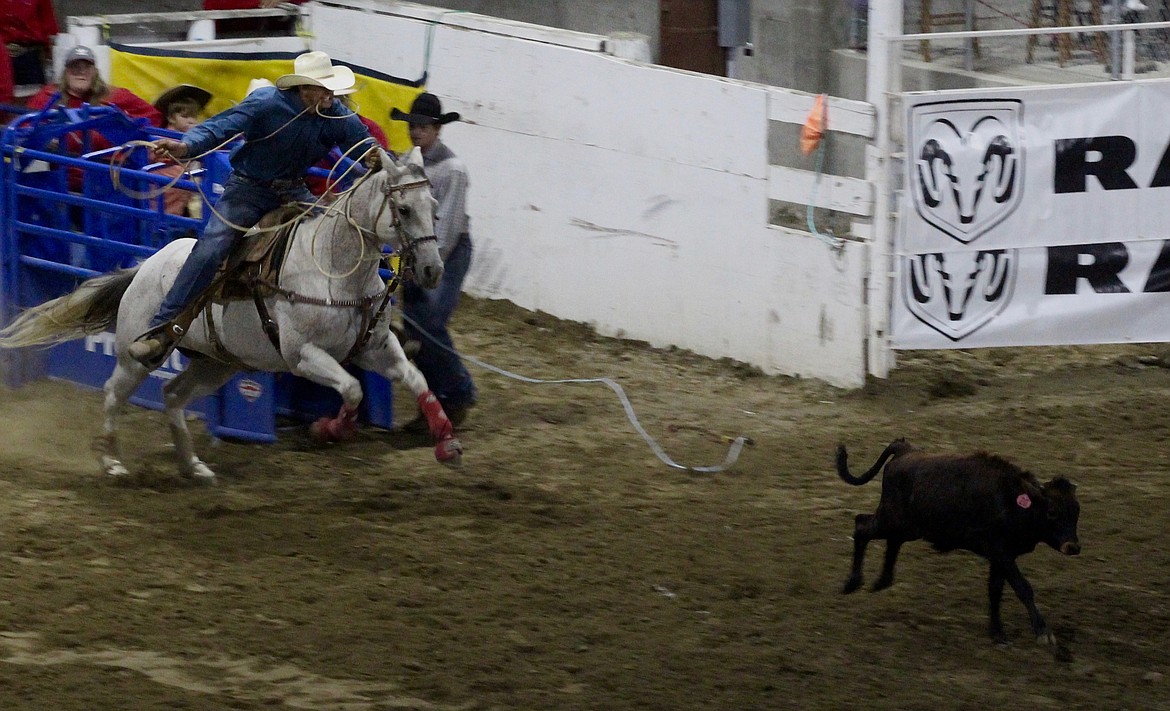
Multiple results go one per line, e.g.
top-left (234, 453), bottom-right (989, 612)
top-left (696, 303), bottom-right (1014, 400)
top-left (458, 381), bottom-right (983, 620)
top-left (894, 79), bottom-right (1170, 348)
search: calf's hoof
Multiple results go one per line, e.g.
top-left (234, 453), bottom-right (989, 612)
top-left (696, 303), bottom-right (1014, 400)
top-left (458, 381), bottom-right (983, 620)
top-left (841, 576), bottom-right (863, 594)
top-left (871, 576), bottom-right (894, 592)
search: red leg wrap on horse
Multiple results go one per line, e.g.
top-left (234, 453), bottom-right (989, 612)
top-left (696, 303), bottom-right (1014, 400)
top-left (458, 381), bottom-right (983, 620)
top-left (417, 391), bottom-right (453, 441)
top-left (309, 404), bottom-right (359, 443)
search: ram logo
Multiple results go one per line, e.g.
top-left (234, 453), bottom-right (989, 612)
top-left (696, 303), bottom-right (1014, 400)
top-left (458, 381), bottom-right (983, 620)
top-left (904, 100), bottom-right (1023, 341)
top-left (904, 250), bottom-right (1016, 341)
top-left (912, 101), bottom-right (1022, 242)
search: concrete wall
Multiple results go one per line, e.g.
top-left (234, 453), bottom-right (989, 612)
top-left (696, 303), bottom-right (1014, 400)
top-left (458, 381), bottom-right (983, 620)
top-left (357, 0), bottom-right (852, 96)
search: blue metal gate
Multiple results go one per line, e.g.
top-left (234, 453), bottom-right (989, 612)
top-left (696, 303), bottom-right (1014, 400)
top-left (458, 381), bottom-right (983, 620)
top-left (0, 102), bottom-right (394, 442)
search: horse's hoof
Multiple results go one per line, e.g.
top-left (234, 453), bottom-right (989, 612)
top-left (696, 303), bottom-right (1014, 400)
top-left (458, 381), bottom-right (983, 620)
top-left (186, 461), bottom-right (218, 484)
top-left (310, 417), bottom-right (345, 443)
top-left (309, 418), bottom-right (331, 443)
top-left (102, 460), bottom-right (129, 477)
top-left (336, 419), bottom-right (358, 441)
top-left (435, 437), bottom-right (463, 467)
top-left (310, 416), bottom-right (358, 443)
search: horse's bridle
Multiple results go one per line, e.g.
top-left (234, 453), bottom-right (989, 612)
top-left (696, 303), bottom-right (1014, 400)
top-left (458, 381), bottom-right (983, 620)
top-left (375, 175), bottom-right (438, 281)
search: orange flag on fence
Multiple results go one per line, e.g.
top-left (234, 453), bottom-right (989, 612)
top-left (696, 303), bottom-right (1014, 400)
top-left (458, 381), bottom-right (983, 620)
top-left (800, 93), bottom-right (827, 156)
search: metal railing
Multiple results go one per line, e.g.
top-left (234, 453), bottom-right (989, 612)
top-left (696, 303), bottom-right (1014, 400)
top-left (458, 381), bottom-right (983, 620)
top-left (898, 16), bottom-right (1170, 80)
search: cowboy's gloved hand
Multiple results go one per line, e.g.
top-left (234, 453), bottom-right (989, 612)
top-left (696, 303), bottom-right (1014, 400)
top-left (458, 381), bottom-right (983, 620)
top-left (151, 138), bottom-right (188, 160)
top-left (363, 150), bottom-right (383, 172)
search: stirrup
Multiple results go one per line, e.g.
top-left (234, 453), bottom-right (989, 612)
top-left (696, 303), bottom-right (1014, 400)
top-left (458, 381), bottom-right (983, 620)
top-left (128, 323), bottom-right (182, 370)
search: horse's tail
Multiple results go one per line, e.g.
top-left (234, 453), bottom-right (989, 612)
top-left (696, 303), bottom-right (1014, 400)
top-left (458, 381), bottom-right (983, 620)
top-left (836, 438), bottom-right (913, 486)
top-left (0, 267), bottom-right (139, 348)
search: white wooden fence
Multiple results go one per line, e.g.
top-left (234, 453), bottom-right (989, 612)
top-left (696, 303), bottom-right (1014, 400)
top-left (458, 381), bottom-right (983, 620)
top-left (62, 0), bottom-right (881, 388)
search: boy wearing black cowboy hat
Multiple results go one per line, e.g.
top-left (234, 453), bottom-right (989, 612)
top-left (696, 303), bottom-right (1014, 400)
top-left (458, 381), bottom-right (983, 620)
top-left (391, 92), bottom-right (478, 429)
top-left (154, 84), bottom-right (212, 133)
top-left (152, 84), bottom-right (213, 217)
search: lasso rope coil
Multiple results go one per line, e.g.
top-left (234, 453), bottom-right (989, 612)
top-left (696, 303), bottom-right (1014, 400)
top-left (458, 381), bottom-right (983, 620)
top-left (400, 312), bottom-right (751, 474)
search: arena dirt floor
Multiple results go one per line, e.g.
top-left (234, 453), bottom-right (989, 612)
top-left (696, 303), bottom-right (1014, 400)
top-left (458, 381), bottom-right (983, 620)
top-left (1, 295), bottom-right (1168, 711)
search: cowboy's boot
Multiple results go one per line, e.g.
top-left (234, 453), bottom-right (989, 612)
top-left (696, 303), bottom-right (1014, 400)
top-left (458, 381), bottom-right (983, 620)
top-left (128, 322), bottom-right (184, 370)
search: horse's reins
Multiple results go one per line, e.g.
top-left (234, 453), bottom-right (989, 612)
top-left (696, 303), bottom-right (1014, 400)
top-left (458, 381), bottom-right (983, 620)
top-left (367, 176), bottom-right (436, 281)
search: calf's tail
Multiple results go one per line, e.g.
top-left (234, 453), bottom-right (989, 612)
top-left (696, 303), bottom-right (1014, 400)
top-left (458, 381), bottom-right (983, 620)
top-left (0, 267), bottom-right (138, 348)
top-left (836, 438), bottom-right (912, 486)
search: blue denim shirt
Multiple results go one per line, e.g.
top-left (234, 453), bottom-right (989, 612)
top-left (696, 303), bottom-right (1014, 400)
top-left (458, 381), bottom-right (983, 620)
top-left (181, 86), bottom-right (372, 182)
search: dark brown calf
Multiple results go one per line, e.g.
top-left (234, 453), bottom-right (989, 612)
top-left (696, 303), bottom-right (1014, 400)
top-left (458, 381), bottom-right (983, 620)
top-left (836, 438), bottom-right (1081, 645)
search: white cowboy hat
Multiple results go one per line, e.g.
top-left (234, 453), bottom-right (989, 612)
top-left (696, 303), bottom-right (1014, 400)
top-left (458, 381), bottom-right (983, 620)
top-left (275, 51), bottom-right (355, 93)
top-left (245, 77), bottom-right (275, 96)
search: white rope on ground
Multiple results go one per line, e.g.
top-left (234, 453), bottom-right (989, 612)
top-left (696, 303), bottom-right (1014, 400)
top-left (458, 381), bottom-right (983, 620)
top-left (399, 312), bottom-right (751, 473)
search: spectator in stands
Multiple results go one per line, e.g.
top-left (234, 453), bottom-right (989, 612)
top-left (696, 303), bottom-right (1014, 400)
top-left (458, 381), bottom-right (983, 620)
top-left (153, 84), bottom-right (213, 217)
top-left (27, 45), bottom-right (162, 193)
top-left (1, 0), bottom-right (59, 105)
top-left (390, 92), bottom-right (477, 429)
top-left (27, 45), bottom-right (162, 126)
top-left (0, 40), bottom-right (15, 112)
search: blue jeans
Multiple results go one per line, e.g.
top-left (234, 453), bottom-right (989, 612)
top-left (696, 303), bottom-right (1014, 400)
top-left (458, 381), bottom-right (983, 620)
top-left (403, 236), bottom-right (477, 408)
top-left (148, 173), bottom-right (312, 330)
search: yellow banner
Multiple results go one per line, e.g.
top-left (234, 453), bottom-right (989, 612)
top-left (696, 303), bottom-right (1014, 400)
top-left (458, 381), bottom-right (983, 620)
top-left (108, 45), bottom-right (423, 154)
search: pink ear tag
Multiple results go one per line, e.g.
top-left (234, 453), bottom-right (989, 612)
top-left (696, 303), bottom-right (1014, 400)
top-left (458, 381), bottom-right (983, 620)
top-left (1016, 493), bottom-right (1032, 509)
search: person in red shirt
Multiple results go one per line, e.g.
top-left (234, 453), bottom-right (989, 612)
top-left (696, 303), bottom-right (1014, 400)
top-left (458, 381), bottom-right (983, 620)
top-left (0, 0), bottom-right (59, 101)
top-left (27, 45), bottom-right (161, 125)
top-left (0, 39), bottom-right (15, 109)
top-left (26, 45), bottom-right (162, 191)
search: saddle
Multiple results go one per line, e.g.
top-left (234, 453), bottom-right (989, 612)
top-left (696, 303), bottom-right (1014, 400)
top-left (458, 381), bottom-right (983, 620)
top-left (162, 204), bottom-right (305, 364)
top-left (211, 204), bottom-right (305, 303)
top-left (166, 202), bottom-right (392, 365)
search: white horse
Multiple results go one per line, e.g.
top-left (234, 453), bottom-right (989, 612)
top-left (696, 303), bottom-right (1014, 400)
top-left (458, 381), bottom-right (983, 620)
top-left (0, 146), bottom-right (463, 482)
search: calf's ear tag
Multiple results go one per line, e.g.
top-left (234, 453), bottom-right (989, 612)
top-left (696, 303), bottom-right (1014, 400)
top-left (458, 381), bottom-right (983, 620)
top-left (1016, 493), bottom-right (1032, 509)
